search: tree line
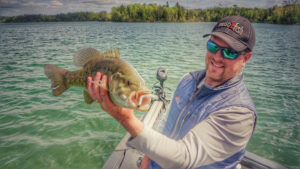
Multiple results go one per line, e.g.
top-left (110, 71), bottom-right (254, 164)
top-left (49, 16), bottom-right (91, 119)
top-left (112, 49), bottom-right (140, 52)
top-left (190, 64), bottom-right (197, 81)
top-left (110, 2), bottom-right (300, 24)
top-left (1, 2), bottom-right (299, 24)
top-left (0, 11), bottom-right (109, 23)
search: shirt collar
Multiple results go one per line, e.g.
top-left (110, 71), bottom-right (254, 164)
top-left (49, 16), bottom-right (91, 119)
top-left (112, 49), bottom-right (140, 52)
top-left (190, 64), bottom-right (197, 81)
top-left (194, 71), bottom-right (243, 91)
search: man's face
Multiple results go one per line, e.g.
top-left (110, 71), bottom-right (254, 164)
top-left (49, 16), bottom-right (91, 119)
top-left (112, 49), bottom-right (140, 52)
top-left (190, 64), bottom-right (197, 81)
top-left (205, 36), bottom-right (251, 86)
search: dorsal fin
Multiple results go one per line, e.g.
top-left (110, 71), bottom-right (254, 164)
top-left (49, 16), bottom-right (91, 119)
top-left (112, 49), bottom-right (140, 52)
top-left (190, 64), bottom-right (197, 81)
top-left (73, 48), bottom-right (102, 67)
top-left (102, 49), bottom-right (120, 58)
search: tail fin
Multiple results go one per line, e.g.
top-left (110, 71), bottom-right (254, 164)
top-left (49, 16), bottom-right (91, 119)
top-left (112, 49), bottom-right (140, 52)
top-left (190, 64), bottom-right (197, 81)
top-left (44, 64), bottom-right (69, 96)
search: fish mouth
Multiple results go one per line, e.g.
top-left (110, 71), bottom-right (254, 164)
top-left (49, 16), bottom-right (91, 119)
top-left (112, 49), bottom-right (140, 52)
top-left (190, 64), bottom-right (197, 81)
top-left (128, 90), bottom-right (152, 112)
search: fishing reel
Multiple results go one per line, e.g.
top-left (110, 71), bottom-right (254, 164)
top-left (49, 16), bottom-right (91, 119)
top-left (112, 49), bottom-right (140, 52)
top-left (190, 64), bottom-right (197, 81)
top-left (156, 67), bottom-right (168, 87)
top-left (153, 67), bottom-right (170, 104)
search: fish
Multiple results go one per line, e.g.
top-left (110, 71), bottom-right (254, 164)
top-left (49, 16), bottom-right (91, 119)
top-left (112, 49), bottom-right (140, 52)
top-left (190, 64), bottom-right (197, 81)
top-left (44, 48), bottom-right (151, 112)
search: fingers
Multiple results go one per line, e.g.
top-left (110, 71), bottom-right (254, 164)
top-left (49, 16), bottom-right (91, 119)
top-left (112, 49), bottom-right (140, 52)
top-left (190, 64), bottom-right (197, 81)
top-left (140, 155), bottom-right (150, 169)
top-left (99, 74), bottom-right (108, 97)
top-left (88, 72), bottom-right (110, 104)
top-left (88, 76), bottom-right (97, 101)
top-left (99, 75), bottom-right (114, 109)
top-left (88, 72), bottom-right (104, 102)
top-left (93, 72), bottom-right (101, 101)
top-left (87, 72), bottom-right (135, 124)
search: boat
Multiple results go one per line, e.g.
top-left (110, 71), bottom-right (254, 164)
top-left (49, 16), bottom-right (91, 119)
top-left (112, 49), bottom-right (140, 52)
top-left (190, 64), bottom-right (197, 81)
top-left (102, 67), bottom-right (287, 169)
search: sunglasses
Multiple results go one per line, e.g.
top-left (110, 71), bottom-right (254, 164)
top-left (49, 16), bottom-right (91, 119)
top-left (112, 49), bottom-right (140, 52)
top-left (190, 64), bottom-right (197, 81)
top-left (207, 40), bottom-right (247, 60)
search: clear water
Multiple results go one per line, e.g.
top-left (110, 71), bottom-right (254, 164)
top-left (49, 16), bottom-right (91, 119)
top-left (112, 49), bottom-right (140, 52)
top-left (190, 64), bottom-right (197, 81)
top-left (0, 22), bottom-right (299, 169)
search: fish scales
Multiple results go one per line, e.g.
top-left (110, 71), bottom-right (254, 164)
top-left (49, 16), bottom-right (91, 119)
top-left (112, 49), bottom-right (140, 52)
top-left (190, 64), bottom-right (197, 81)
top-left (64, 57), bottom-right (121, 88)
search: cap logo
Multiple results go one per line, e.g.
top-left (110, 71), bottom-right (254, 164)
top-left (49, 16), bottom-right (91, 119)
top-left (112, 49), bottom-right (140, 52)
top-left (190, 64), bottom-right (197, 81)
top-left (228, 21), bottom-right (237, 30)
top-left (218, 21), bottom-right (244, 35)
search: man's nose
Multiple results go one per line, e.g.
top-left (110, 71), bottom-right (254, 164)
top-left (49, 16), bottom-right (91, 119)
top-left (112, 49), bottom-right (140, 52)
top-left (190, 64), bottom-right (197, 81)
top-left (213, 49), bottom-right (223, 60)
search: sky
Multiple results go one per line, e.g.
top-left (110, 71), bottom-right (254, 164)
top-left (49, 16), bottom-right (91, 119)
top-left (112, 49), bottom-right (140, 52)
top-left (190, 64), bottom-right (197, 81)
top-left (0, 0), bottom-right (288, 16)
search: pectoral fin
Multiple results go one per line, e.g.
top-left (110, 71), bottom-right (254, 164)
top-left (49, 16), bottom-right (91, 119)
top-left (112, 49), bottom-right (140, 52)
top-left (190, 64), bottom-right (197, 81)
top-left (84, 90), bottom-right (94, 104)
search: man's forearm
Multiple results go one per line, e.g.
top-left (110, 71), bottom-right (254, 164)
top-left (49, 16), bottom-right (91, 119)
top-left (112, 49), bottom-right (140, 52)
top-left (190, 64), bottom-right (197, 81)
top-left (117, 114), bottom-right (144, 138)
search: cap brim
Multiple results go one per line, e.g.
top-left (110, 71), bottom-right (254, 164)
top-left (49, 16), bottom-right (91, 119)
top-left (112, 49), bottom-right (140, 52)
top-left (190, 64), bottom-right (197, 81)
top-left (203, 32), bottom-right (247, 52)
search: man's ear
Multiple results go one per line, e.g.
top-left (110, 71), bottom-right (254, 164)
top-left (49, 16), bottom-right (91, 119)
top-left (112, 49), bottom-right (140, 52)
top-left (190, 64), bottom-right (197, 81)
top-left (245, 52), bottom-right (252, 62)
top-left (242, 52), bottom-right (252, 66)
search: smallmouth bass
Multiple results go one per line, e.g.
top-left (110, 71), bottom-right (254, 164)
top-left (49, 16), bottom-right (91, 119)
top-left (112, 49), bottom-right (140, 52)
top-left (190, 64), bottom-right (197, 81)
top-left (44, 48), bottom-right (151, 112)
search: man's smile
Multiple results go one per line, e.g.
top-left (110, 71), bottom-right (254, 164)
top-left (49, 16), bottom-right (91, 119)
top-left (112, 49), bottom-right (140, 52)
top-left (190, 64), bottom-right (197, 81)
top-left (211, 60), bottom-right (224, 68)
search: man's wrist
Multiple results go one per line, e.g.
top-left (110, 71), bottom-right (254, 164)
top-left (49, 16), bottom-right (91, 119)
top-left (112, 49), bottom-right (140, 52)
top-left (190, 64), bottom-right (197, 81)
top-left (119, 115), bottom-right (144, 137)
top-left (108, 107), bottom-right (144, 137)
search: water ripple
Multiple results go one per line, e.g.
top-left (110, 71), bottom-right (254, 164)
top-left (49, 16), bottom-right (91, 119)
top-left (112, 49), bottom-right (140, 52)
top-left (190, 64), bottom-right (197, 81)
top-left (0, 22), bottom-right (299, 169)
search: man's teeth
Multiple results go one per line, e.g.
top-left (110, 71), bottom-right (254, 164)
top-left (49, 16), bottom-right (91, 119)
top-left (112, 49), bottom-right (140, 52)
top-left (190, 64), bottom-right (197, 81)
top-left (212, 62), bottom-right (223, 68)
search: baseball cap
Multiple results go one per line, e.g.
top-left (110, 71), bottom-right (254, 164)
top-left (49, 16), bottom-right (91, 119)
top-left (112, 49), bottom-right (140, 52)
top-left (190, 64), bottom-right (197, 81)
top-left (203, 16), bottom-right (256, 52)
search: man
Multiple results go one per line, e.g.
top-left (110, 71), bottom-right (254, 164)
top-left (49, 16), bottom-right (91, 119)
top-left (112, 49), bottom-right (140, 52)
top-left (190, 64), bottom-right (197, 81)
top-left (88, 16), bottom-right (257, 169)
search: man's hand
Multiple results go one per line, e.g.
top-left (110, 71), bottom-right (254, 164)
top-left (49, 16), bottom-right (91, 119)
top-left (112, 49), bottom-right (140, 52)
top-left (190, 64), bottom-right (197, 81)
top-left (140, 155), bottom-right (150, 169)
top-left (87, 72), bottom-right (144, 137)
top-left (87, 72), bottom-right (133, 121)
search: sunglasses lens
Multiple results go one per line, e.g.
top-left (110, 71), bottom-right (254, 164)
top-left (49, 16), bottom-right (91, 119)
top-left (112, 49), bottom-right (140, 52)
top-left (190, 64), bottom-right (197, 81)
top-left (222, 48), bottom-right (238, 59)
top-left (207, 41), bottom-right (219, 53)
top-left (207, 40), bottom-right (240, 60)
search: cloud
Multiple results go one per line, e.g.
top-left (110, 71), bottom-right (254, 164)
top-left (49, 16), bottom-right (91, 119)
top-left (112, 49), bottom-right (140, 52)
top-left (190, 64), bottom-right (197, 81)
top-left (52, 0), bottom-right (63, 7)
top-left (0, 0), bottom-right (291, 16)
top-left (0, 0), bottom-right (25, 8)
top-left (80, 0), bottom-right (116, 6)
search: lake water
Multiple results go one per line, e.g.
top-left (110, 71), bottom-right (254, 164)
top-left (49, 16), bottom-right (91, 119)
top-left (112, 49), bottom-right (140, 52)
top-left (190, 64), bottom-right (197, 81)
top-left (0, 22), bottom-right (299, 169)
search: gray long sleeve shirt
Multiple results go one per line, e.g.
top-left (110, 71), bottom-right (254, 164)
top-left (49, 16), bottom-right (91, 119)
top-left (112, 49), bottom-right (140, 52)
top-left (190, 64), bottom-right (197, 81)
top-left (127, 106), bottom-right (255, 169)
